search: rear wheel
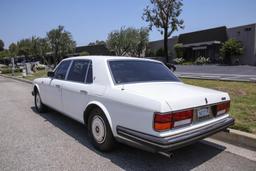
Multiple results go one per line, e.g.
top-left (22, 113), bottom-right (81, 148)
top-left (88, 108), bottom-right (115, 151)
top-left (34, 90), bottom-right (47, 113)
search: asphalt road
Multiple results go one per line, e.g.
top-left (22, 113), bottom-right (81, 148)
top-left (176, 65), bottom-right (256, 75)
top-left (175, 65), bottom-right (256, 82)
top-left (0, 76), bottom-right (256, 171)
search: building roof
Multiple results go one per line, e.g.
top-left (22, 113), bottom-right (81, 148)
top-left (178, 26), bottom-right (228, 45)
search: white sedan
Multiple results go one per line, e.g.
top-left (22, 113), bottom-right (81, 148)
top-left (32, 56), bottom-right (234, 154)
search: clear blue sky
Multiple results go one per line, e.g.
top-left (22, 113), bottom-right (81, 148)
top-left (0, 0), bottom-right (255, 48)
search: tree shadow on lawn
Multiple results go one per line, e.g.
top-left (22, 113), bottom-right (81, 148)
top-left (31, 106), bottom-right (226, 171)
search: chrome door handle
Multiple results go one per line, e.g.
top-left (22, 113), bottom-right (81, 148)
top-left (80, 90), bottom-right (88, 94)
top-left (55, 85), bottom-right (61, 88)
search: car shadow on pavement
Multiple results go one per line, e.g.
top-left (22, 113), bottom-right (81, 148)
top-left (31, 107), bottom-right (226, 171)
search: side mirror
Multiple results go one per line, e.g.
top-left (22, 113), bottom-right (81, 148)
top-left (165, 63), bottom-right (176, 72)
top-left (47, 71), bottom-right (54, 78)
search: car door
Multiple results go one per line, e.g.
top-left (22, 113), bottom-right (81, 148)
top-left (61, 60), bottom-right (93, 122)
top-left (46, 60), bottom-right (71, 111)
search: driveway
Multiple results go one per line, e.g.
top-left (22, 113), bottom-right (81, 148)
top-left (175, 65), bottom-right (256, 82)
top-left (0, 76), bottom-right (256, 171)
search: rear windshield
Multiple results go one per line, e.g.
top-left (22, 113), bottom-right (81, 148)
top-left (108, 60), bottom-right (180, 84)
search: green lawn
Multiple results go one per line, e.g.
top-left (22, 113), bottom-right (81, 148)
top-left (4, 70), bottom-right (47, 80)
top-left (182, 78), bottom-right (256, 134)
top-left (24, 70), bottom-right (47, 81)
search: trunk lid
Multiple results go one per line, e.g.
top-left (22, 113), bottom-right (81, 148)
top-left (122, 82), bottom-right (229, 111)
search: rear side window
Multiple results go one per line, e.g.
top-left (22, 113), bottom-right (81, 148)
top-left (67, 60), bottom-right (90, 83)
top-left (54, 60), bottom-right (71, 80)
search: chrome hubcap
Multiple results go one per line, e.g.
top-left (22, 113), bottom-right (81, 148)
top-left (91, 115), bottom-right (106, 144)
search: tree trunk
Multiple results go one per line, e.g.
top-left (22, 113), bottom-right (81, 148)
top-left (164, 27), bottom-right (169, 63)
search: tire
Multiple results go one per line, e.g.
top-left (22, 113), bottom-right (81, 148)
top-left (34, 90), bottom-right (47, 113)
top-left (88, 108), bottom-right (115, 151)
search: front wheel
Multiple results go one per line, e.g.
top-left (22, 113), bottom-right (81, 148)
top-left (34, 90), bottom-right (47, 113)
top-left (88, 108), bottom-right (115, 151)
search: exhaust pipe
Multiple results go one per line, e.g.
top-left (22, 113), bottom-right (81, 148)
top-left (158, 151), bottom-right (174, 158)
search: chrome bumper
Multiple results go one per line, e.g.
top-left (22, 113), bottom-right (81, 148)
top-left (116, 116), bottom-right (234, 152)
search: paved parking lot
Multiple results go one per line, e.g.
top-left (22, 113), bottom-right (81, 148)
top-left (0, 76), bottom-right (256, 171)
top-left (175, 65), bottom-right (256, 82)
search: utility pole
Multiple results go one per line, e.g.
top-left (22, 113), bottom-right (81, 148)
top-left (11, 57), bottom-right (14, 76)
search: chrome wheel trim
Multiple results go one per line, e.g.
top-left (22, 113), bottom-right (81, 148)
top-left (91, 115), bottom-right (106, 144)
top-left (36, 93), bottom-right (41, 109)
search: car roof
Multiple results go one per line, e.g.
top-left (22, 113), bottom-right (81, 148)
top-left (63, 55), bottom-right (160, 63)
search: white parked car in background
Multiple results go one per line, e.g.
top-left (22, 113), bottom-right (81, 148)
top-left (32, 56), bottom-right (234, 155)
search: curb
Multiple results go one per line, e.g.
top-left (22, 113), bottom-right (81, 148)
top-left (211, 128), bottom-right (256, 151)
top-left (1, 74), bottom-right (256, 151)
top-left (0, 74), bottom-right (33, 84)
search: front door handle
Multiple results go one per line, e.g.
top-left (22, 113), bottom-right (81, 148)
top-left (55, 84), bottom-right (61, 88)
top-left (80, 90), bottom-right (88, 95)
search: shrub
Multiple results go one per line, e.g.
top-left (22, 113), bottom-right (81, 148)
top-left (0, 65), bottom-right (8, 69)
top-left (79, 51), bottom-right (90, 56)
top-left (145, 48), bottom-right (155, 57)
top-left (194, 57), bottom-right (210, 65)
top-left (174, 43), bottom-right (183, 58)
top-left (0, 68), bottom-right (22, 74)
top-left (220, 39), bottom-right (243, 65)
top-left (173, 57), bottom-right (185, 64)
top-left (156, 48), bottom-right (164, 57)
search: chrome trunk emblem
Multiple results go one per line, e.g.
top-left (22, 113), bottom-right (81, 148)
top-left (205, 98), bottom-right (208, 104)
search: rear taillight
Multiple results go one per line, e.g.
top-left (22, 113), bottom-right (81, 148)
top-left (153, 109), bottom-right (193, 132)
top-left (172, 110), bottom-right (193, 127)
top-left (154, 114), bottom-right (172, 131)
top-left (216, 101), bottom-right (230, 116)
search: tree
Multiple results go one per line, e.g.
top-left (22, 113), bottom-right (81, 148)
top-left (79, 51), bottom-right (90, 56)
top-left (88, 40), bottom-right (106, 46)
top-left (47, 25), bottom-right (76, 66)
top-left (17, 38), bottom-right (32, 57)
top-left (143, 0), bottom-right (184, 62)
top-left (106, 27), bottom-right (149, 57)
top-left (0, 39), bottom-right (4, 51)
top-left (37, 38), bottom-right (51, 65)
top-left (9, 43), bottom-right (18, 56)
top-left (174, 43), bottom-right (183, 58)
top-left (135, 28), bottom-right (149, 57)
top-left (220, 39), bottom-right (243, 65)
top-left (31, 36), bottom-right (41, 58)
top-left (30, 37), bottom-right (51, 64)
top-left (0, 50), bottom-right (9, 58)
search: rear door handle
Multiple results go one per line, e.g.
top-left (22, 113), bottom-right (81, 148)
top-left (55, 84), bottom-right (61, 88)
top-left (80, 90), bottom-right (88, 95)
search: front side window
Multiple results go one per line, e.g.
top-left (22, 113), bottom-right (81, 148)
top-left (54, 60), bottom-right (71, 80)
top-left (109, 60), bottom-right (180, 84)
top-left (67, 60), bottom-right (90, 83)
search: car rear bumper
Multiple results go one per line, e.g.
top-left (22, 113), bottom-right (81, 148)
top-left (116, 116), bottom-right (234, 152)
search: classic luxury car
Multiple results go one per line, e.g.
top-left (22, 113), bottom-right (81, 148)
top-left (32, 56), bottom-right (234, 155)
